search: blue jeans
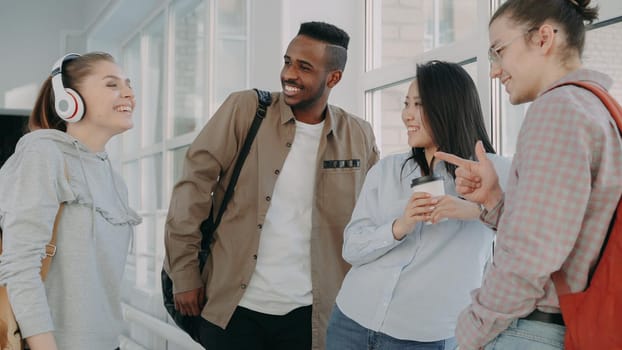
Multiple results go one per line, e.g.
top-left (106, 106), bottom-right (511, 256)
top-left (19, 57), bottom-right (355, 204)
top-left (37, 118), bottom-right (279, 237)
top-left (326, 305), bottom-right (457, 350)
top-left (483, 319), bottom-right (565, 350)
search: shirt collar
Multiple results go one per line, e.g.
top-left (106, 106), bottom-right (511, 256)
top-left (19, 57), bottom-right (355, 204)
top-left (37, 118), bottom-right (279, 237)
top-left (277, 92), bottom-right (336, 135)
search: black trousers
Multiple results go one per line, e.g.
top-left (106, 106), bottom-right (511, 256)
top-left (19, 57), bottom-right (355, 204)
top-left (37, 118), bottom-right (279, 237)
top-left (197, 305), bottom-right (312, 350)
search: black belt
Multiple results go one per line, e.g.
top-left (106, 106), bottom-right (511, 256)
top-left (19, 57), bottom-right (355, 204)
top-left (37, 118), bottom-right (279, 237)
top-left (521, 309), bottom-right (565, 326)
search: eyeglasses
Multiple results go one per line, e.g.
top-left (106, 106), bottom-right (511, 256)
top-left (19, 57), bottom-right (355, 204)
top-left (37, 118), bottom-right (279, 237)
top-left (488, 27), bottom-right (557, 64)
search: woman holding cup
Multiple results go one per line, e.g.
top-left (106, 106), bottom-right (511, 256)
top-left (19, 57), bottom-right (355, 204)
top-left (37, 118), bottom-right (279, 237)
top-left (326, 60), bottom-right (510, 349)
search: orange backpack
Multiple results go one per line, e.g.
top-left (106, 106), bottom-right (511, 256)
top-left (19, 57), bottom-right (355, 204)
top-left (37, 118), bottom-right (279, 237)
top-left (549, 81), bottom-right (622, 350)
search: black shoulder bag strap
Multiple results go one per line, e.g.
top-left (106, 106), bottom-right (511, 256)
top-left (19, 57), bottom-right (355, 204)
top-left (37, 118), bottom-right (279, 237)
top-left (199, 89), bottom-right (272, 261)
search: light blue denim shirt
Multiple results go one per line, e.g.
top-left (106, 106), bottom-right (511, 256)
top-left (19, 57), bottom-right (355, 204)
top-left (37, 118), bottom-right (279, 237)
top-left (335, 151), bottom-right (510, 341)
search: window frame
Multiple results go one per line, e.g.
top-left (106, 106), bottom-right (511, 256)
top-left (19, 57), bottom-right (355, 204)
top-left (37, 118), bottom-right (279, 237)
top-left (118, 0), bottom-right (250, 293)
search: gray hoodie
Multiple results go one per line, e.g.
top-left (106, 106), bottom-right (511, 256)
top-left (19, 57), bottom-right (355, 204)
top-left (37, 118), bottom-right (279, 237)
top-left (0, 129), bottom-right (141, 350)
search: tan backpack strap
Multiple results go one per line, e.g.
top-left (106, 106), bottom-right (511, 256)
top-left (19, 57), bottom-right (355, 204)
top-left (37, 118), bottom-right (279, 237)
top-left (40, 160), bottom-right (69, 280)
top-left (39, 203), bottom-right (64, 280)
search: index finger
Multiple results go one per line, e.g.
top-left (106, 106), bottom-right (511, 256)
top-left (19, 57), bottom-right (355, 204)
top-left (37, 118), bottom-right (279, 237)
top-left (434, 151), bottom-right (474, 169)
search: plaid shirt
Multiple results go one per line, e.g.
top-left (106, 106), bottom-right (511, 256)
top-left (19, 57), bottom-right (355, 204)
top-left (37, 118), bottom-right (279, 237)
top-left (456, 69), bottom-right (622, 349)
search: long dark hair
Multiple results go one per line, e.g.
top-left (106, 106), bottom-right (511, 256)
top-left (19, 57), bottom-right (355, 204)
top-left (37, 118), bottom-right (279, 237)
top-left (491, 0), bottom-right (598, 58)
top-left (405, 60), bottom-right (495, 179)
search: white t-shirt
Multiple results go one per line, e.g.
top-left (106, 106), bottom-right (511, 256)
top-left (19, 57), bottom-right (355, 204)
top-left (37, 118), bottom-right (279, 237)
top-left (238, 120), bottom-right (324, 315)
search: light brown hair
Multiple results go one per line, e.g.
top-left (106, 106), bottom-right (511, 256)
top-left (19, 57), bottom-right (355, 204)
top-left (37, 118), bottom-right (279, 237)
top-left (29, 52), bottom-right (115, 132)
top-left (490, 0), bottom-right (599, 57)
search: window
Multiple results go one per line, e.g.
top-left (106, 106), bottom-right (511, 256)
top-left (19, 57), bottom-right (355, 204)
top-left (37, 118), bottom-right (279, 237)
top-left (424, 0), bottom-right (456, 49)
top-left (584, 19), bottom-right (622, 102)
top-left (369, 0), bottom-right (477, 70)
top-left (122, 37), bottom-right (142, 153)
top-left (375, 79), bottom-right (411, 156)
top-left (214, 0), bottom-right (248, 106)
top-left (120, 0), bottom-right (249, 293)
top-left (365, 0), bottom-right (483, 156)
top-left (143, 14), bottom-right (165, 145)
top-left (142, 154), bottom-right (163, 211)
top-left (135, 215), bottom-right (155, 288)
top-left (172, 0), bottom-right (206, 137)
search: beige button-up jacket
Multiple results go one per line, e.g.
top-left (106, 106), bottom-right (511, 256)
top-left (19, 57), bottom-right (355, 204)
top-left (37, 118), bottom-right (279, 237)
top-left (164, 89), bottom-right (379, 349)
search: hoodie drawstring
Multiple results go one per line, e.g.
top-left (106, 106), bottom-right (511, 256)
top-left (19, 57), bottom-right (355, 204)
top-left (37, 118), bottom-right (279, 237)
top-left (73, 140), bottom-right (98, 241)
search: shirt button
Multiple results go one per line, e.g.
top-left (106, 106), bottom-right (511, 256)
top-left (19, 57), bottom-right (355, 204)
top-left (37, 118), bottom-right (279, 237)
top-left (257, 224), bottom-right (263, 229)
top-left (241, 284), bottom-right (247, 289)
top-left (286, 142), bottom-right (292, 148)
top-left (266, 196), bottom-right (271, 201)
top-left (274, 169), bottom-right (280, 175)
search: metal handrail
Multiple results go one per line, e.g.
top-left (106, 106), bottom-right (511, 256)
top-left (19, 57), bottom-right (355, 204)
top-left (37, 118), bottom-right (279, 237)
top-left (121, 303), bottom-right (203, 350)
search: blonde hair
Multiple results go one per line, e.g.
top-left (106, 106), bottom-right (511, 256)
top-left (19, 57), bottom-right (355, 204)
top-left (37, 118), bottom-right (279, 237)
top-left (29, 52), bottom-right (115, 132)
top-left (490, 0), bottom-right (599, 58)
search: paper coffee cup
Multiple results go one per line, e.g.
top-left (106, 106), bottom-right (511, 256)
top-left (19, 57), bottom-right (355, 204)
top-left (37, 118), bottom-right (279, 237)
top-left (410, 175), bottom-right (445, 224)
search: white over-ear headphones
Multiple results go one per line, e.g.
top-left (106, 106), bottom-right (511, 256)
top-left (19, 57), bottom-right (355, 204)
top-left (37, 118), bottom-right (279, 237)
top-left (51, 53), bottom-right (85, 123)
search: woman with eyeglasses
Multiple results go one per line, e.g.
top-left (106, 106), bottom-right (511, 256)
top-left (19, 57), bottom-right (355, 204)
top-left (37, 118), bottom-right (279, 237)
top-left (436, 0), bottom-right (622, 349)
top-left (325, 61), bottom-right (511, 350)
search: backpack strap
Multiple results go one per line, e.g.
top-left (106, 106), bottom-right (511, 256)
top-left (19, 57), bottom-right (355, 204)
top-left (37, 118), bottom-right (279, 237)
top-left (547, 81), bottom-right (622, 295)
top-left (212, 89), bottom-right (271, 230)
top-left (40, 160), bottom-right (70, 280)
top-left (553, 81), bottom-right (622, 129)
top-left (39, 203), bottom-right (65, 280)
top-left (198, 89), bottom-right (272, 252)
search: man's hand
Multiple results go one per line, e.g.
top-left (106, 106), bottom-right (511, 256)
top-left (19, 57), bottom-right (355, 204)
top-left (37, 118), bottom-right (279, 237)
top-left (435, 141), bottom-right (503, 210)
top-left (174, 287), bottom-right (205, 316)
top-left (429, 195), bottom-right (482, 224)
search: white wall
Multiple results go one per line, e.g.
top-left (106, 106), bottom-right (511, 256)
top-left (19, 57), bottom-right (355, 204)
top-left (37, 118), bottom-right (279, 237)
top-left (249, 0), bottom-right (284, 91)
top-left (0, 0), bottom-right (88, 108)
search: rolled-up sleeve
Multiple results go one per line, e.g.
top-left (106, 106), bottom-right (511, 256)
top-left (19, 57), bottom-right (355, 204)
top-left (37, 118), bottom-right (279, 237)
top-left (164, 91), bottom-right (256, 293)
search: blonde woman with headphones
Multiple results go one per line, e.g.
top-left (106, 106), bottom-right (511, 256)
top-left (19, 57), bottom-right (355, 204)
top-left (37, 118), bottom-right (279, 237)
top-left (0, 52), bottom-right (141, 350)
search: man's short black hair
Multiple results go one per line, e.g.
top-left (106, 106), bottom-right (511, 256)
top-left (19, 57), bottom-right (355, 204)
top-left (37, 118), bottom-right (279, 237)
top-left (297, 21), bottom-right (349, 71)
top-left (298, 21), bottom-right (350, 49)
